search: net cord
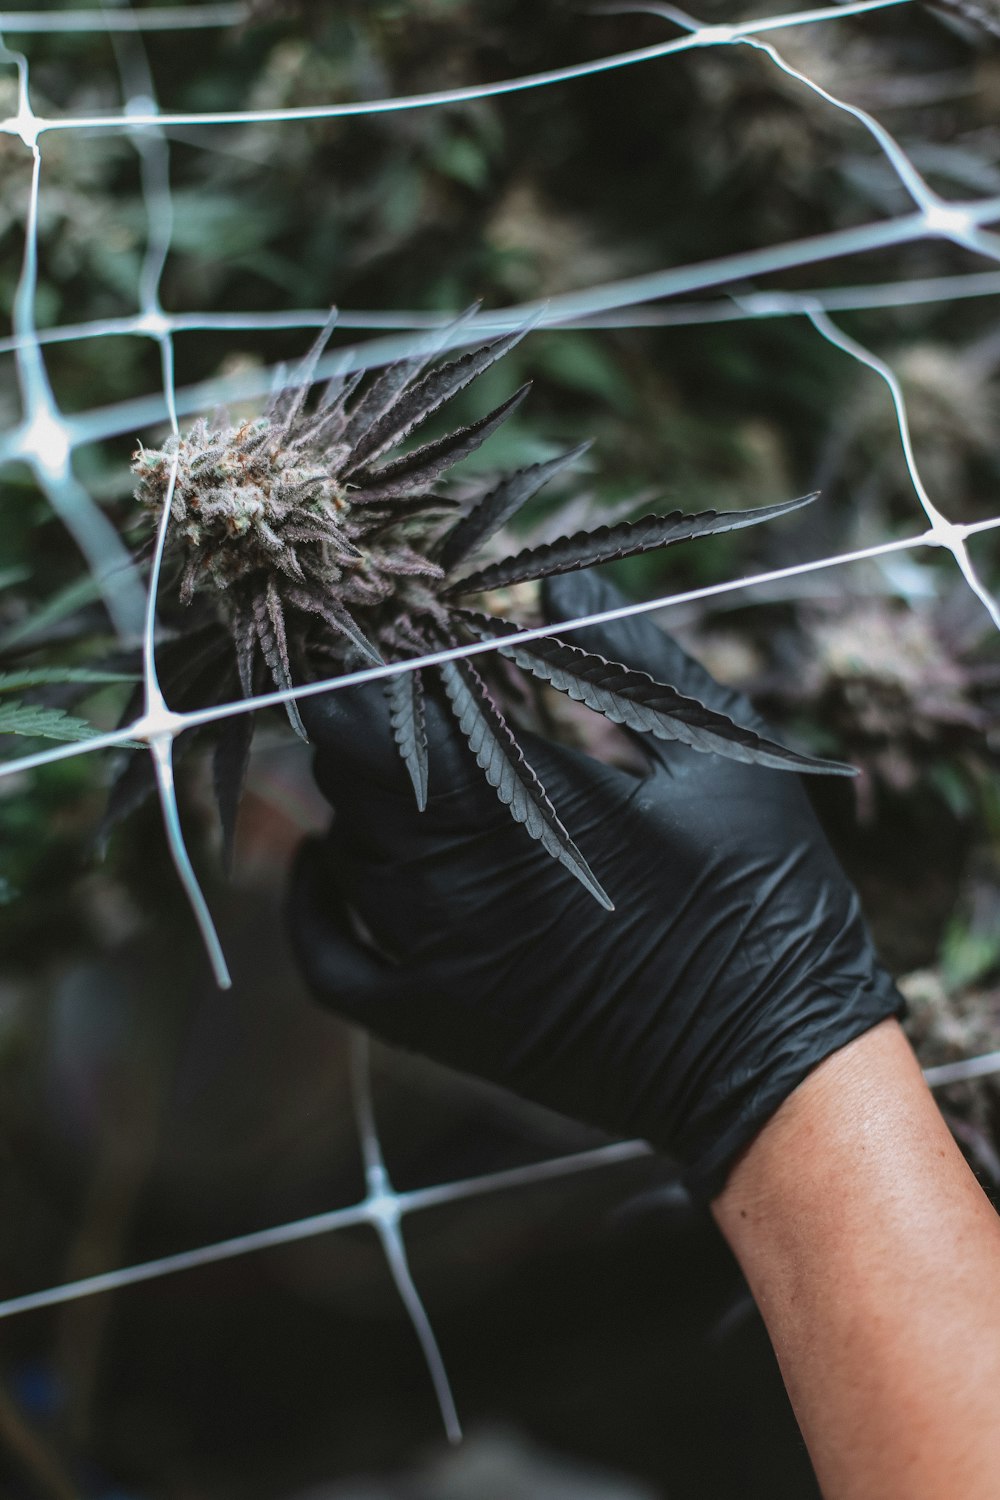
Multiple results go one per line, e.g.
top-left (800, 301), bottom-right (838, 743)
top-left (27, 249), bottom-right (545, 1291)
top-left (5, 0), bottom-right (1000, 1441)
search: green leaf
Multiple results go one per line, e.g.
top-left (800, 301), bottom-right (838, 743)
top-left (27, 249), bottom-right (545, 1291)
top-left (0, 701), bottom-right (116, 744)
top-left (0, 668), bottom-right (139, 694)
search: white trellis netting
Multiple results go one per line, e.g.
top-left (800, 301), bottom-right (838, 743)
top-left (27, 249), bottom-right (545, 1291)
top-left (2, 0), bottom-right (1000, 1444)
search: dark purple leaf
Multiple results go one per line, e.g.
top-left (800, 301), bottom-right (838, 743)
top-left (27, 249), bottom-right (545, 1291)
top-left (385, 668), bottom-right (428, 810)
top-left (254, 582), bottom-right (307, 740)
top-left (438, 655), bottom-right (614, 909)
top-left (286, 586), bottom-right (383, 665)
top-left (335, 353), bottom-right (430, 455)
top-left (351, 385), bottom-right (531, 504)
top-left (343, 326), bottom-right (533, 477)
top-left (269, 310), bottom-right (338, 437)
top-left (331, 306), bottom-right (479, 456)
top-left (457, 608), bottom-right (854, 776)
top-left (307, 370), bottom-right (365, 444)
top-left (436, 442), bottom-right (592, 573)
top-left (213, 709), bottom-right (255, 874)
top-left (232, 604), bottom-right (256, 698)
top-left (445, 493), bottom-right (817, 596)
top-left (351, 496), bottom-right (461, 537)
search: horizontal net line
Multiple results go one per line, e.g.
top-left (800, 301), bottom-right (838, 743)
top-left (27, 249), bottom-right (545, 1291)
top-left (2, 1025), bottom-right (995, 1325)
top-left (924, 1050), bottom-right (1000, 1087)
top-left (0, 5), bottom-right (249, 31)
top-left (2, 1033), bottom-right (994, 1325)
top-left (1, 28), bottom-right (147, 638)
top-left (5, 265), bottom-right (1000, 358)
top-left (4, 7), bottom-right (1000, 1422)
top-left (5, 1042), bottom-right (998, 1325)
top-left (0, 1140), bottom-right (651, 1321)
top-left (0, 526), bottom-right (952, 784)
top-left (1, 0), bottom-right (912, 135)
top-left (3, 209), bottom-right (964, 459)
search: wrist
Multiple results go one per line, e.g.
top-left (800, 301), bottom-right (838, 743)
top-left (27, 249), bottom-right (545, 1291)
top-left (712, 1019), bottom-right (1000, 1500)
top-left (712, 1017), bottom-right (898, 1220)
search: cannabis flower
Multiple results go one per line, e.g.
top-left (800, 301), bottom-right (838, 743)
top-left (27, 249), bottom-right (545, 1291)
top-left (125, 318), bottom-right (851, 905)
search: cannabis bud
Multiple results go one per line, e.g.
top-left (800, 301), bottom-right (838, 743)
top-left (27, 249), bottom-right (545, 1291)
top-left (123, 316), bottom-right (851, 905)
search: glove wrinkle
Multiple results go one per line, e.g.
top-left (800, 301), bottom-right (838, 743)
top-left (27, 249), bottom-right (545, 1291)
top-left (290, 569), bottom-right (904, 1203)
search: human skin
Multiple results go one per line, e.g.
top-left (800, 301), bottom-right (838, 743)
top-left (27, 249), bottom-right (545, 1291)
top-left (292, 568), bottom-right (998, 1495)
top-left (713, 1018), bottom-right (1000, 1500)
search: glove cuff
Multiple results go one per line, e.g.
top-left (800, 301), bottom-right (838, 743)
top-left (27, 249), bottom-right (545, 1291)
top-left (679, 968), bottom-right (907, 1204)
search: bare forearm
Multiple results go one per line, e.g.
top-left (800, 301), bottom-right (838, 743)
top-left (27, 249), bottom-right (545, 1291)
top-left (713, 1019), bottom-right (1000, 1500)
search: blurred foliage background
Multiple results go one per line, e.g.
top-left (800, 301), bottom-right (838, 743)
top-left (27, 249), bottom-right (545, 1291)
top-left (3, 1), bottom-right (1000, 1495)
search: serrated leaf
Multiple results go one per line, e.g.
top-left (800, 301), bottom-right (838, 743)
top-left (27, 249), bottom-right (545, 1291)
top-left (385, 669), bottom-right (428, 810)
top-left (303, 369), bottom-right (366, 447)
top-left (351, 385), bottom-right (531, 504)
top-left (232, 604), bottom-right (256, 698)
top-left (436, 442), bottom-right (592, 573)
top-left (446, 493), bottom-right (817, 596)
top-left (351, 495), bottom-right (462, 537)
top-left (335, 353), bottom-right (430, 454)
top-left (343, 324), bottom-right (534, 477)
top-left (437, 655), bottom-right (614, 909)
top-left (254, 581), bottom-right (308, 740)
top-left (457, 609), bottom-right (854, 777)
top-left (0, 701), bottom-right (115, 744)
top-left (286, 587), bottom-right (383, 665)
top-left (0, 668), bottom-right (139, 694)
top-left (213, 711), bottom-right (255, 874)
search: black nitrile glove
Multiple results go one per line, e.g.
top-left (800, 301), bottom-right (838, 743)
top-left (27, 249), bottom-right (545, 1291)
top-left (288, 571), bottom-right (904, 1201)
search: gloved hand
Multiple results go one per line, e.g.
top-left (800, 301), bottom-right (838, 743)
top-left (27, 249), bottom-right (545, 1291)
top-left (288, 570), bottom-right (903, 1201)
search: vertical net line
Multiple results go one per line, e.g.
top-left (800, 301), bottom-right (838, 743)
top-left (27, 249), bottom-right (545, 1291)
top-left (102, 0), bottom-right (232, 985)
top-left (606, 0), bottom-right (940, 214)
top-left (608, 1), bottom-right (1000, 634)
top-left (350, 1034), bottom-right (463, 1443)
top-left (3, 11), bottom-right (1000, 1424)
top-left (0, 27), bottom-right (145, 637)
